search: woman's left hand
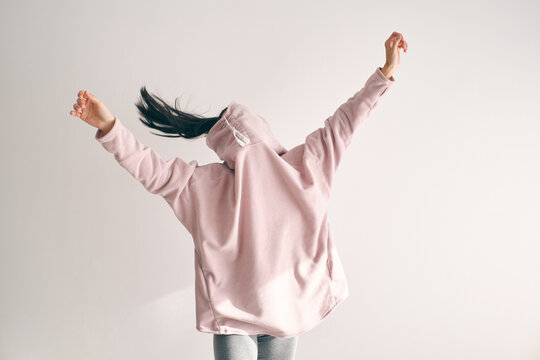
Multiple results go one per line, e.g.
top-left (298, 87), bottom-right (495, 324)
top-left (381, 32), bottom-right (408, 79)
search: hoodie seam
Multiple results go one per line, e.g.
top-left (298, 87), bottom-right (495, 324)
top-left (325, 221), bottom-right (337, 306)
top-left (196, 248), bottom-right (224, 332)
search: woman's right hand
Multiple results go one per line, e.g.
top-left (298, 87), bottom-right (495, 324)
top-left (69, 90), bottom-right (116, 133)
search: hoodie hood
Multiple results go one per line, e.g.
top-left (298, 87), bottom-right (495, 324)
top-left (206, 101), bottom-right (288, 169)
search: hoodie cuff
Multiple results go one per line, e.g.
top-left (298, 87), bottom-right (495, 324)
top-left (95, 116), bottom-right (120, 143)
top-left (376, 67), bottom-right (395, 83)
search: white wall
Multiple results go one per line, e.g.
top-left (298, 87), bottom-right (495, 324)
top-left (1, 0), bottom-right (539, 359)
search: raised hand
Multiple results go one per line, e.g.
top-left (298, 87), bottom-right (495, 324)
top-left (69, 90), bottom-right (116, 133)
top-left (381, 32), bottom-right (408, 79)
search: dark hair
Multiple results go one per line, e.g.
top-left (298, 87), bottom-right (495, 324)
top-left (134, 86), bottom-right (228, 139)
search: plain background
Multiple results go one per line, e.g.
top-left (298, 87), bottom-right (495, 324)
top-left (1, 0), bottom-right (539, 359)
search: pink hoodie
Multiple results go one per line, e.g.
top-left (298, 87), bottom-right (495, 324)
top-left (95, 66), bottom-right (395, 337)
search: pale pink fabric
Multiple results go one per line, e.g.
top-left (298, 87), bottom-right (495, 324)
top-left (95, 66), bottom-right (395, 337)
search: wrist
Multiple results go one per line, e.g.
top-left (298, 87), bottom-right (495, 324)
top-left (380, 65), bottom-right (393, 79)
top-left (99, 117), bottom-right (116, 134)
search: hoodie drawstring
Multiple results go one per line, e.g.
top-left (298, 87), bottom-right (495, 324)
top-left (223, 115), bottom-right (251, 147)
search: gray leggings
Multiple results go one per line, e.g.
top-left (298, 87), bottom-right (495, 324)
top-left (213, 334), bottom-right (299, 360)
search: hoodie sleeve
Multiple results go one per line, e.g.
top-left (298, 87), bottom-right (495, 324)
top-left (95, 117), bottom-right (197, 207)
top-left (304, 66), bottom-right (395, 191)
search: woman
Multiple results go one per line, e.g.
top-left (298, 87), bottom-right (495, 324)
top-left (69, 32), bottom-right (407, 360)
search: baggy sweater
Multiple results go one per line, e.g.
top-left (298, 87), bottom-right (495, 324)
top-left (95, 66), bottom-right (395, 338)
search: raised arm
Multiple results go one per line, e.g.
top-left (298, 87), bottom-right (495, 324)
top-left (302, 32), bottom-right (406, 192)
top-left (95, 116), bottom-right (197, 201)
top-left (69, 90), bottom-right (197, 207)
top-left (303, 66), bottom-right (395, 191)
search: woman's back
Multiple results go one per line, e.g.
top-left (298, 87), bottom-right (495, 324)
top-left (93, 66), bottom-right (395, 337)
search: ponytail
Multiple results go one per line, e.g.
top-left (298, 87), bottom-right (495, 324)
top-left (135, 86), bottom-right (227, 139)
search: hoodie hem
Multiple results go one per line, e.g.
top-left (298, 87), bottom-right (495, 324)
top-left (195, 289), bottom-right (350, 338)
